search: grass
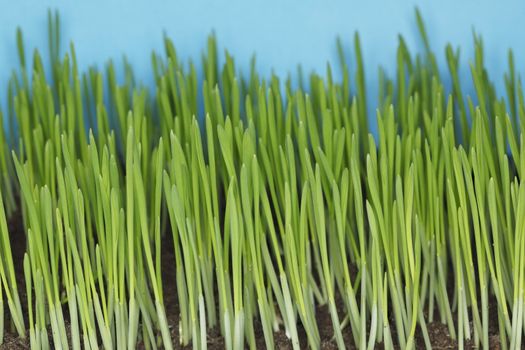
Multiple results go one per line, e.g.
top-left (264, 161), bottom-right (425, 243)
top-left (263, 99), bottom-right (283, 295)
top-left (0, 7), bottom-right (524, 350)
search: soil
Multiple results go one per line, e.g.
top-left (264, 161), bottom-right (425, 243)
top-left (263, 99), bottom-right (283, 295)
top-left (0, 214), bottom-right (503, 349)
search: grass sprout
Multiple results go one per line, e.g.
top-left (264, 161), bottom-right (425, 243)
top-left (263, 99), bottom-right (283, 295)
top-left (0, 7), bottom-right (524, 350)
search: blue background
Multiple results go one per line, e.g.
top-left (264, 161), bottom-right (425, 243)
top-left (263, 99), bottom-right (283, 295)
top-left (1, 0), bottom-right (524, 121)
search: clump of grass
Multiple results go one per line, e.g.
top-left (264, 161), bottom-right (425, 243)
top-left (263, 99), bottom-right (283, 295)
top-left (0, 7), bottom-right (524, 350)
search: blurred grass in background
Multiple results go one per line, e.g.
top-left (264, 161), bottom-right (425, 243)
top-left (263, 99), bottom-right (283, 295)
top-left (1, 0), bottom-right (524, 134)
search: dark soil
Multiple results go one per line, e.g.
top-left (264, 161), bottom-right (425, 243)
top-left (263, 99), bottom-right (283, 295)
top-left (0, 214), bottom-right (503, 349)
